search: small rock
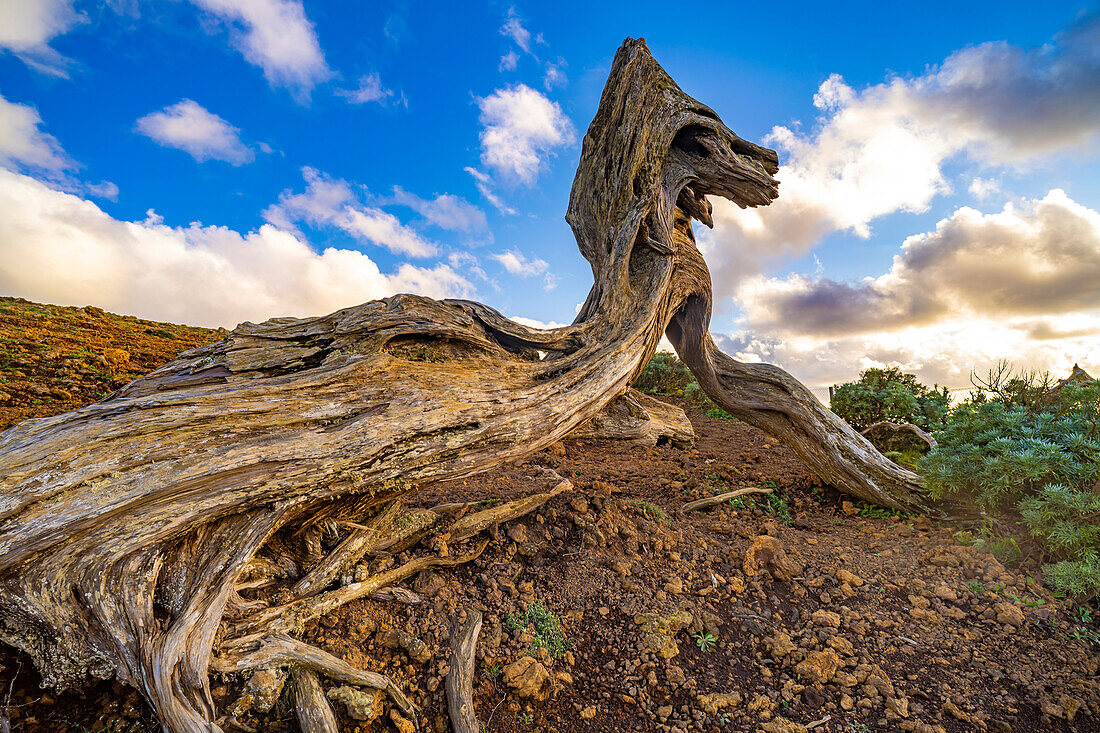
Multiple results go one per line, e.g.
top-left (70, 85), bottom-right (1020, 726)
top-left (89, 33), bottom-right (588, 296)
top-left (232, 669), bottom-right (285, 714)
top-left (885, 695), bottom-right (910, 718)
top-left (1060, 695), bottom-right (1083, 721)
top-left (765, 632), bottom-right (797, 659)
top-left (389, 709), bottom-right (416, 733)
top-left (827, 636), bottom-right (854, 655)
top-left (994, 602), bottom-right (1025, 627)
top-left (696, 691), bottom-right (743, 716)
top-left (941, 700), bottom-right (970, 722)
top-left (932, 584), bottom-right (957, 601)
top-left (836, 568), bottom-right (864, 587)
top-left (103, 348), bottom-right (130, 367)
top-left (503, 656), bottom-right (551, 701)
top-left (794, 649), bottom-right (840, 684)
top-left (908, 594), bottom-right (930, 609)
top-left (908, 607), bottom-right (940, 624)
top-left (743, 535), bottom-right (802, 581)
top-left (841, 501), bottom-right (860, 516)
top-left (760, 717), bottom-right (809, 733)
top-left (327, 686), bottom-right (384, 722)
top-left (811, 610), bottom-right (841, 628)
top-left (802, 686), bottom-right (826, 709)
top-left (581, 705), bottom-right (597, 719)
top-left (635, 609), bottom-right (693, 660)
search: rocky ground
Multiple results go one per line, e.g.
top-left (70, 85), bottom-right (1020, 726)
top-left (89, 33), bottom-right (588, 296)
top-left (1, 299), bottom-right (1098, 733)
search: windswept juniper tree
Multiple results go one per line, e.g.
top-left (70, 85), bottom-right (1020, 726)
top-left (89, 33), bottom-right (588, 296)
top-left (0, 39), bottom-right (927, 732)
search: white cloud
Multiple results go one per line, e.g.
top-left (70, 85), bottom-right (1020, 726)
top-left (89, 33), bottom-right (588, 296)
top-left (0, 0), bottom-right (82, 74)
top-left (491, 248), bottom-right (548, 277)
top-left (724, 190), bottom-right (1100, 396)
top-left (702, 15), bottom-right (1100, 299)
top-left (389, 186), bottom-right (488, 234)
top-left (0, 168), bottom-right (472, 328)
top-left (135, 100), bottom-right (253, 165)
top-left (968, 177), bottom-right (1001, 200)
top-left (264, 168), bottom-right (437, 257)
top-left (543, 59), bottom-right (567, 90)
top-left (510, 316), bottom-right (568, 330)
top-left (448, 251), bottom-right (492, 285)
top-left (337, 72), bottom-right (394, 105)
top-left (189, 0), bottom-right (331, 99)
top-left (84, 180), bottom-right (119, 201)
top-left (464, 166), bottom-right (516, 215)
top-left (475, 84), bottom-right (574, 184)
top-left (0, 93), bottom-right (73, 172)
top-left (499, 9), bottom-right (531, 53)
top-left (499, 51), bottom-right (519, 72)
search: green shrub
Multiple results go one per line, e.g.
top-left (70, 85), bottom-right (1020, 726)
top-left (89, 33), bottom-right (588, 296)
top-left (831, 366), bottom-right (949, 433)
top-left (634, 352), bottom-right (693, 396)
top-left (919, 364), bottom-right (1100, 599)
top-left (634, 353), bottom-right (715, 409)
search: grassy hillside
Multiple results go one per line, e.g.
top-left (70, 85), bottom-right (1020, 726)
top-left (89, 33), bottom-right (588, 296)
top-left (0, 297), bottom-right (218, 429)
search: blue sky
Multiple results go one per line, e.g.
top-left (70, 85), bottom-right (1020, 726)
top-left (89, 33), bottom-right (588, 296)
top-left (1, 0), bottom-right (1098, 396)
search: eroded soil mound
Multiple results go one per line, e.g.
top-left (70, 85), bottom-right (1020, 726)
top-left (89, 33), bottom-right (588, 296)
top-left (1, 300), bottom-right (1097, 733)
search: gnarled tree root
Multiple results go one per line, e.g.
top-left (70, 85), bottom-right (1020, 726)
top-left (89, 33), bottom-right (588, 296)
top-left (214, 634), bottom-right (416, 719)
top-left (446, 610), bottom-right (483, 733)
top-left (291, 667), bottom-right (338, 733)
top-left (228, 538), bottom-right (491, 639)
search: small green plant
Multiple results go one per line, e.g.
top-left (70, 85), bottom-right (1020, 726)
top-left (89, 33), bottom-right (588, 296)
top-left (517, 711), bottom-right (534, 725)
top-left (727, 495), bottom-right (754, 509)
top-left (506, 601), bottom-right (573, 660)
top-left (705, 406), bottom-right (735, 419)
top-left (762, 491), bottom-right (793, 525)
top-left (845, 722), bottom-right (873, 733)
top-left (632, 500), bottom-right (667, 521)
top-left (953, 519), bottom-right (1021, 563)
top-left (966, 581), bottom-right (985, 597)
top-left (1066, 607), bottom-right (1100, 647)
top-left (693, 630), bottom-right (717, 652)
top-left (859, 503), bottom-right (905, 520)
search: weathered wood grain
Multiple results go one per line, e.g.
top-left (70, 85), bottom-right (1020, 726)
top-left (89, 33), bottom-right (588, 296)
top-left (445, 610), bottom-right (483, 733)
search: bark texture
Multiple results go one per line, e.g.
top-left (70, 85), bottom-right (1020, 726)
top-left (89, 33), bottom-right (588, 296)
top-left (0, 37), bottom-right (927, 731)
top-left (445, 610), bottom-right (482, 733)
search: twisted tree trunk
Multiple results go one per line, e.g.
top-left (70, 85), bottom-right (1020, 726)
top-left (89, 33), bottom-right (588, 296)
top-left (0, 37), bottom-right (928, 732)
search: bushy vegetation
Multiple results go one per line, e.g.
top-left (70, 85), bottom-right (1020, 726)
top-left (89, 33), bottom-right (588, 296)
top-left (919, 362), bottom-right (1100, 600)
top-left (830, 366), bottom-right (950, 432)
top-left (634, 352), bottom-right (725, 413)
